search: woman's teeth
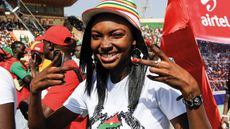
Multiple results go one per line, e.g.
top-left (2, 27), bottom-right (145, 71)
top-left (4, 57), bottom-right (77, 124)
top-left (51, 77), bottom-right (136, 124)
top-left (101, 53), bottom-right (115, 57)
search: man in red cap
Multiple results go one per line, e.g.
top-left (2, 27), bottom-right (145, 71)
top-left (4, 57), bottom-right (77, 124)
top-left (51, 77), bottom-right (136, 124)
top-left (34, 25), bottom-right (87, 129)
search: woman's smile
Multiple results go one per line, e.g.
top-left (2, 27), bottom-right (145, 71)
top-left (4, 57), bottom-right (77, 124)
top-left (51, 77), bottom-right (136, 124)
top-left (99, 52), bottom-right (119, 63)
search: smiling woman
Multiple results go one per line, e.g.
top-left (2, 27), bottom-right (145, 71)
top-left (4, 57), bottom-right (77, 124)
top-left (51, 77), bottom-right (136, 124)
top-left (28, 0), bottom-right (211, 129)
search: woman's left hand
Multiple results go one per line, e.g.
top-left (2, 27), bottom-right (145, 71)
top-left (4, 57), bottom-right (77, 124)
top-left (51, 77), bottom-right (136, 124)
top-left (132, 43), bottom-right (200, 97)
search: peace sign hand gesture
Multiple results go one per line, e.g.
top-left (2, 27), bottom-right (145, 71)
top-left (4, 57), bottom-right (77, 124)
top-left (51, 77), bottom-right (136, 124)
top-left (131, 43), bottom-right (201, 98)
top-left (29, 52), bottom-right (74, 95)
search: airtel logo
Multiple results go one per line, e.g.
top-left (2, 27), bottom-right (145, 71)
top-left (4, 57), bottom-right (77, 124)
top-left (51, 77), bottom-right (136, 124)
top-left (200, 0), bottom-right (230, 28)
top-left (201, 0), bottom-right (217, 12)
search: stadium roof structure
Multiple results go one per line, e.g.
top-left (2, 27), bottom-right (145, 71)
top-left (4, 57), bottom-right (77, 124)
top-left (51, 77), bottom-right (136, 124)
top-left (22, 0), bottom-right (77, 7)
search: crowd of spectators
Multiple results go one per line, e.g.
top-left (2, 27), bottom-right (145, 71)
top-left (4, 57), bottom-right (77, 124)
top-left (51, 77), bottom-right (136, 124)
top-left (198, 40), bottom-right (230, 91)
top-left (0, 16), bottom-right (85, 47)
top-left (141, 25), bottom-right (163, 47)
top-left (0, 18), bottom-right (50, 36)
top-left (0, 19), bottom-right (28, 48)
top-left (0, 19), bottom-right (24, 31)
top-left (0, 30), bottom-right (16, 48)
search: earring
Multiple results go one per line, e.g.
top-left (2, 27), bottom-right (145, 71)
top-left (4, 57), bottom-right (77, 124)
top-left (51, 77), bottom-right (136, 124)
top-left (92, 54), bottom-right (96, 64)
top-left (130, 47), bottom-right (144, 65)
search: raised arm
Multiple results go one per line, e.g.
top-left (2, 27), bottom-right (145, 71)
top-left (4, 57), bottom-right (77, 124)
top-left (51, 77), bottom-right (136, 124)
top-left (28, 55), bottom-right (79, 129)
top-left (131, 43), bottom-right (211, 129)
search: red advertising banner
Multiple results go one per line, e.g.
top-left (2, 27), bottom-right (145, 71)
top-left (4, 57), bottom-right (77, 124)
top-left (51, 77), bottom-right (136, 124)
top-left (185, 0), bottom-right (230, 43)
top-left (160, 0), bottom-right (230, 128)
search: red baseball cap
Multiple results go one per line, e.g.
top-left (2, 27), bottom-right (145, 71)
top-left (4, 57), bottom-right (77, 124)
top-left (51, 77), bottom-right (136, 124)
top-left (36, 25), bottom-right (72, 46)
top-left (30, 42), bottom-right (44, 53)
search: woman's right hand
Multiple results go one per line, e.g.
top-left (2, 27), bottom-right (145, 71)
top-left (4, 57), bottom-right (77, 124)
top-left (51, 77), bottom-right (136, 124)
top-left (29, 52), bottom-right (74, 95)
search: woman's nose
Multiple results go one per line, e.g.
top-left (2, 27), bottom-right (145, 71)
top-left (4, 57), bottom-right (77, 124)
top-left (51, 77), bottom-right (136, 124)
top-left (100, 37), bottom-right (113, 51)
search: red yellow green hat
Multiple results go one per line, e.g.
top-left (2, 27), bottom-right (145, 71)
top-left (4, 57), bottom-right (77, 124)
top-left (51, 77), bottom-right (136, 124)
top-left (82, 0), bottom-right (141, 31)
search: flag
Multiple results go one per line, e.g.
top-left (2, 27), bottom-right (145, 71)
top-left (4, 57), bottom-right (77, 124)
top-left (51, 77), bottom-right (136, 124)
top-left (161, 0), bottom-right (221, 128)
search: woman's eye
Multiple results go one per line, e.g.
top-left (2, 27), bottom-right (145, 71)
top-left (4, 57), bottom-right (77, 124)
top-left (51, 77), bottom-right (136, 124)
top-left (91, 33), bottom-right (101, 40)
top-left (112, 33), bottom-right (123, 39)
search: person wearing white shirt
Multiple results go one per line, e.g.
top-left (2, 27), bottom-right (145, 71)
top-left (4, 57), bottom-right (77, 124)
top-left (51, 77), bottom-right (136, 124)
top-left (0, 66), bottom-right (17, 129)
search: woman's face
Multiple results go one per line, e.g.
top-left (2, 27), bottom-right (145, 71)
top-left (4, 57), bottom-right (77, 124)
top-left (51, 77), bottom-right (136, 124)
top-left (90, 14), bottom-right (135, 70)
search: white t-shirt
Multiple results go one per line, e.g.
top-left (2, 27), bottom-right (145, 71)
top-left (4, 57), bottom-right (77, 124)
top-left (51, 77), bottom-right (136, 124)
top-left (0, 67), bottom-right (17, 110)
top-left (64, 70), bottom-right (186, 129)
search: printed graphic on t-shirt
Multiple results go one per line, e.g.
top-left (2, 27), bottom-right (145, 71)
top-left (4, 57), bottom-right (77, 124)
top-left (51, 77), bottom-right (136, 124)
top-left (91, 111), bottom-right (145, 129)
top-left (98, 113), bottom-right (121, 129)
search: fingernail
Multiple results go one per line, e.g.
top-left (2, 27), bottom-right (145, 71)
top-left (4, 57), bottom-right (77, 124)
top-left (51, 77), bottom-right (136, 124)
top-left (145, 40), bottom-right (151, 46)
top-left (131, 58), bottom-right (139, 63)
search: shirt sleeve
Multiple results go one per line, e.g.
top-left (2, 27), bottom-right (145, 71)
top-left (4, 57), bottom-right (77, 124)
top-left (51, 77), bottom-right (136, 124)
top-left (0, 68), bottom-right (16, 105)
top-left (64, 80), bottom-right (88, 117)
top-left (10, 62), bottom-right (30, 79)
top-left (156, 83), bottom-right (186, 120)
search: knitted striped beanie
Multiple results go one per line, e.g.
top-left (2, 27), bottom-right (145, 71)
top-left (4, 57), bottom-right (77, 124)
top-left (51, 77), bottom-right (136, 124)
top-left (82, 0), bottom-right (141, 31)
